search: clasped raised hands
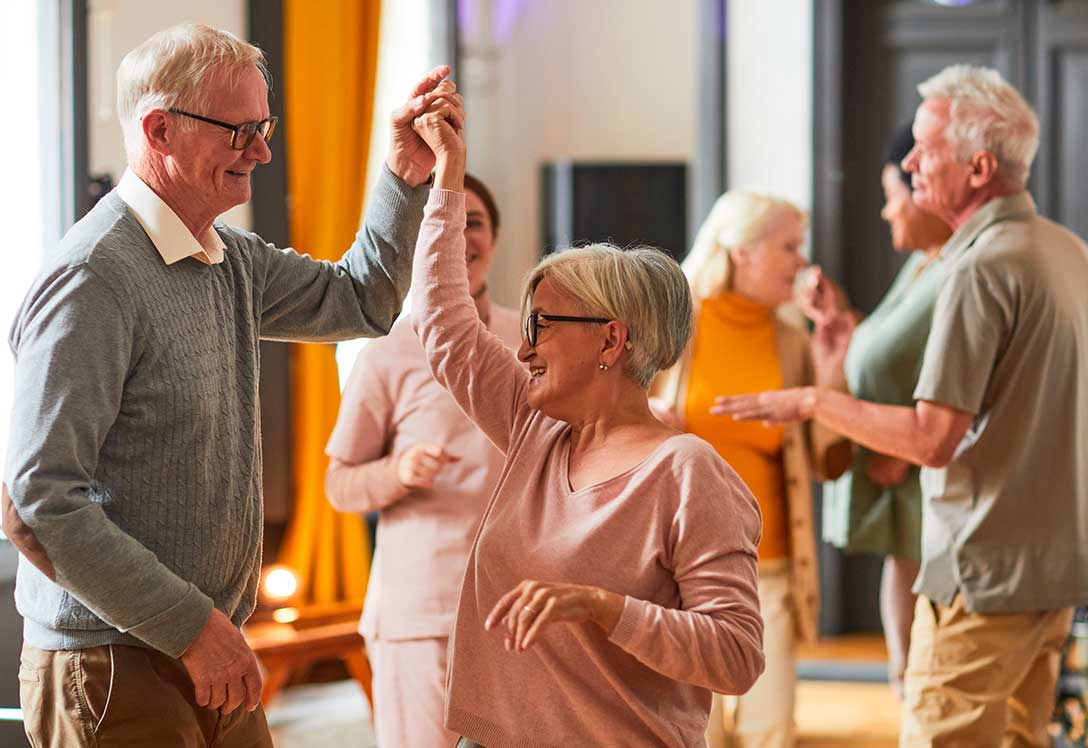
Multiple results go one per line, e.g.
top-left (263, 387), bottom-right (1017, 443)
top-left (386, 65), bottom-right (466, 186)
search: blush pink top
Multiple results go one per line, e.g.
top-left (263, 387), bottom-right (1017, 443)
top-left (411, 190), bottom-right (765, 748)
top-left (326, 308), bottom-right (522, 640)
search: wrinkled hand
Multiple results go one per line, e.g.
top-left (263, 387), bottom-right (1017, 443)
top-left (411, 82), bottom-right (466, 160)
top-left (396, 443), bottom-right (460, 490)
top-left (484, 580), bottom-right (624, 652)
top-left (180, 608), bottom-right (262, 714)
top-left (386, 65), bottom-right (463, 186)
top-left (710, 387), bottom-right (817, 424)
top-left (649, 396), bottom-right (685, 430)
top-left (866, 453), bottom-right (911, 487)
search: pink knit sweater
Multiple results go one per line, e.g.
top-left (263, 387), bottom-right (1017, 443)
top-left (412, 190), bottom-right (765, 748)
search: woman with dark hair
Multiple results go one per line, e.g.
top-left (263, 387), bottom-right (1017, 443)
top-left (804, 123), bottom-right (953, 699)
top-left (324, 172), bottom-right (521, 748)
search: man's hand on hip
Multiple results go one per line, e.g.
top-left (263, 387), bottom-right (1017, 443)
top-left (180, 608), bottom-right (263, 714)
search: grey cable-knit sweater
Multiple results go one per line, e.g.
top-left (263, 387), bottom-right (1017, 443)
top-left (5, 166), bottom-right (428, 657)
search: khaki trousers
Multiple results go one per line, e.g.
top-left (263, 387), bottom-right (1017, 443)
top-left (706, 562), bottom-right (797, 748)
top-left (19, 641), bottom-right (273, 748)
top-left (901, 595), bottom-right (1072, 748)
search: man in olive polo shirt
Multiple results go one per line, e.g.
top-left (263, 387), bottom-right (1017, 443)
top-left (713, 64), bottom-right (1088, 746)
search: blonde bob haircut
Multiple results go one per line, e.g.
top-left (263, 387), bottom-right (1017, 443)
top-left (520, 244), bottom-right (693, 389)
top-left (682, 190), bottom-right (807, 301)
top-left (117, 23), bottom-right (270, 155)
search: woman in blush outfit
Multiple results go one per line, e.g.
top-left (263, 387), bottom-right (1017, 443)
top-left (652, 191), bottom-right (851, 748)
top-left (407, 94), bottom-right (765, 748)
top-left (325, 172), bottom-right (521, 747)
top-left (804, 124), bottom-right (952, 699)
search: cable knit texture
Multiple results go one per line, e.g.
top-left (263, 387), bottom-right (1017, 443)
top-left (412, 189), bottom-right (765, 748)
top-left (5, 166), bottom-right (427, 657)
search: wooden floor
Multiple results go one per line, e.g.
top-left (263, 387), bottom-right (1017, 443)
top-left (797, 635), bottom-right (900, 748)
top-left (797, 681), bottom-right (900, 747)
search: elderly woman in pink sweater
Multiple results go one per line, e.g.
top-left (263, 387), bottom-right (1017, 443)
top-left (408, 96), bottom-right (764, 748)
top-left (325, 170), bottom-right (520, 748)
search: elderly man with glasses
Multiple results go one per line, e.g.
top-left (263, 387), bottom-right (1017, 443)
top-left (2, 22), bottom-right (463, 748)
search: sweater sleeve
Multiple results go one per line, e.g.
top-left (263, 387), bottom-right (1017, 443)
top-left (324, 342), bottom-right (407, 513)
top-left (410, 189), bottom-right (532, 454)
top-left (256, 165), bottom-right (429, 342)
top-left (4, 266), bottom-right (214, 657)
top-left (608, 455), bottom-right (765, 695)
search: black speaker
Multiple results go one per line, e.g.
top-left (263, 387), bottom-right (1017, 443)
top-left (541, 161), bottom-right (688, 262)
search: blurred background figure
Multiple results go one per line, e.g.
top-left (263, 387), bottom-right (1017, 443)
top-left (803, 124), bottom-right (952, 700)
top-left (325, 173), bottom-right (521, 748)
top-left (652, 191), bottom-right (850, 748)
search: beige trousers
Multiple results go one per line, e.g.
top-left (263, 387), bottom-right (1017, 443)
top-left (367, 636), bottom-right (459, 748)
top-left (900, 595), bottom-right (1073, 748)
top-left (706, 563), bottom-right (797, 748)
top-left (18, 641), bottom-right (273, 748)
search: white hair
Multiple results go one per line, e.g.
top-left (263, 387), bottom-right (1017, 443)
top-left (682, 190), bottom-right (806, 300)
top-left (917, 65), bottom-right (1039, 189)
top-left (116, 23), bottom-right (269, 157)
top-left (520, 244), bottom-right (693, 389)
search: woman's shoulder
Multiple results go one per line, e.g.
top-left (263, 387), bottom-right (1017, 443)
top-left (647, 432), bottom-right (733, 477)
top-left (651, 434), bottom-right (761, 522)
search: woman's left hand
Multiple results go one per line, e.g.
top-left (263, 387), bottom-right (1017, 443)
top-left (484, 580), bottom-right (625, 652)
top-left (711, 387), bottom-right (818, 424)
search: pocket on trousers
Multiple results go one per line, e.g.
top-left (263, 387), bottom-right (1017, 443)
top-left (18, 664), bottom-right (46, 748)
top-left (76, 646), bottom-right (116, 735)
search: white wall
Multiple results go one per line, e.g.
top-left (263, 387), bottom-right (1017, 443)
top-left (727, 0), bottom-right (813, 211)
top-left (460, 0), bottom-right (698, 306)
top-left (87, 0), bottom-right (251, 229)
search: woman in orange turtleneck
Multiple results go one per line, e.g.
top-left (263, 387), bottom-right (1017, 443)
top-left (652, 192), bottom-right (849, 748)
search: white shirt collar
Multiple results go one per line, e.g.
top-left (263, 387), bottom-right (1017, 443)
top-left (116, 169), bottom-right (226, 266)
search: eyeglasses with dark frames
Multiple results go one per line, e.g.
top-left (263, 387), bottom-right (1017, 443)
top-left (168, 109), bottom-right (278, 150)
top-left (523, 312), bottom-right (635, 349)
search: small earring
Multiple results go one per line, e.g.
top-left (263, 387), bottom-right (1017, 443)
top-left (599, 362), bottom-right (608, 371)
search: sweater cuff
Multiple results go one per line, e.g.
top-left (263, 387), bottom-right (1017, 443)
top-left (607, 595), bottom-right (646, 649)
top-left (426, 187), bottom-right (466, 213)
top-left (125, 583), bottom-right (215, 658)
top-left (376, 163), bottom-right (431, 213)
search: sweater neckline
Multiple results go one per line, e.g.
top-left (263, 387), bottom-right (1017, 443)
top-left (560, 428), bottom-right (686, 496)
top-left (702, 292), bottom-right (774, 328)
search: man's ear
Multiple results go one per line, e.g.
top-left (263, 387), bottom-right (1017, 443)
top-left (142, 110), bottom-right (173, 156)
top-left (967, 150), bottom-right (1000, 189)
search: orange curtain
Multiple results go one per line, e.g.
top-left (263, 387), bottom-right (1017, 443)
top-left (278, 0), bottom-right (383, 606)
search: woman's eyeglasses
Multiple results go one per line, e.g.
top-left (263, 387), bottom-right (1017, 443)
top-left (523, 311), bottom-right (634, 349)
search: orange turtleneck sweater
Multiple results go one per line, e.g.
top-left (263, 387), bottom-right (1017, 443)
top-left (685, 293), bottom-right (789, 560)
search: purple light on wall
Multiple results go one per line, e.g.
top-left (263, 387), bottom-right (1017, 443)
top-left (494, 0), bottom-right (530, 43)
top-left (457, 0), bottom-right (474, 35)
top-left (457, 0), bottom-right (527, 43)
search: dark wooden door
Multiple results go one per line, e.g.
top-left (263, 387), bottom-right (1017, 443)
top-left (813, 0), bottom-right (1088, 636)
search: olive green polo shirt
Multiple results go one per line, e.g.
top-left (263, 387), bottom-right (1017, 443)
top-left (913, 192), bottom-right (1088, 614)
